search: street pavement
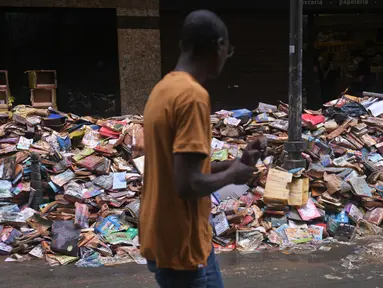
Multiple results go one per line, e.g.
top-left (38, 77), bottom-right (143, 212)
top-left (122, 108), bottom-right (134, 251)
top-left (2, 239), bottom-right (383, 288)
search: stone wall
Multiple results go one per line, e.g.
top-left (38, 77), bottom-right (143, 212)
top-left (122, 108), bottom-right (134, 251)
top-left (0, 0), bottom-right (161, 115)
top-left (117, 8), bottom-right (160, 115)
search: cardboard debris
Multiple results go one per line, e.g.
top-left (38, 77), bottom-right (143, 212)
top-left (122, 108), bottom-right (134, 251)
top-left (288, 177), bottom-right (309, 207)
top-left (264, 169), bottom-right (292, 205)
top-left (323, 173), bottom-right (342, 195)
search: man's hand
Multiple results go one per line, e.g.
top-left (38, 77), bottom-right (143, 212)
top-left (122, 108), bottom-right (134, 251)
top-left (241, 136), bottom-right (268, 166)
top-left (174, 153), bottom-right (254, 199)
top-left (228, 159), bottom-right (257, 185)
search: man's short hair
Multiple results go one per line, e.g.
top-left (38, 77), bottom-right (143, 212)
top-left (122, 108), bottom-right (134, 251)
top-left (180, 10), bottom-right (228, 57)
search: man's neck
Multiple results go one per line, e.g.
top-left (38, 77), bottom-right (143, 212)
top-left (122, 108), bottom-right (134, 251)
top-left (174, 53), bottom-right (209, 84)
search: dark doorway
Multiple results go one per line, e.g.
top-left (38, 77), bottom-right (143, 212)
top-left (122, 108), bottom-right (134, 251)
top-left (0, 7), bottom-right (120, 116)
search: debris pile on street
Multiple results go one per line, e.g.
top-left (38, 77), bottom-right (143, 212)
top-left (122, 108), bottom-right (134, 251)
top-left (210, 95), bottom-right (383, 253)
top-left (2, 93), bottom-right (383, 266)
top-left (0, 105), bottom-right (145, 266)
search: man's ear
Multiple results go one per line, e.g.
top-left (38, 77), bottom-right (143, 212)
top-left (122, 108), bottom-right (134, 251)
top-left (217, 37), bottom-right (225, 50)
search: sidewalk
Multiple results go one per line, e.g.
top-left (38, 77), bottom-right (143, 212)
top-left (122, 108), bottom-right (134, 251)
top-left (2, 245), bottom-right (383, 288)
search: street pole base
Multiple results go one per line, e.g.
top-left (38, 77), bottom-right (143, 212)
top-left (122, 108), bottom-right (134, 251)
top-left (283, 141), bottom-right (307, 170)
top-left (282, 158), bottom-right (307, 170)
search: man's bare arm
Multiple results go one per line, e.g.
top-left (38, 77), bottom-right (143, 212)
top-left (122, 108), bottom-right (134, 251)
top-left (211, 160), bottom-right (232, 174)
top-left (173, 153), bottom-right (255, 199)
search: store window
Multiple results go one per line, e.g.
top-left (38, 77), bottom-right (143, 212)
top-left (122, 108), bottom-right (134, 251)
top-left (309, 13), bottom-right (383, 104)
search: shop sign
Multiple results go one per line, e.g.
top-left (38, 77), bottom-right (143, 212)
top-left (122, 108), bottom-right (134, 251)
top-left (304, 0), bottom-right (327, 6)
top-left (161, 0), bottom-right (382, 10)
top-left (304, 0), bottom-right (334, 10)
top-left (338, 0), bottom-right (369, 6)
top-left (304, 0), bottom-right (375, 8)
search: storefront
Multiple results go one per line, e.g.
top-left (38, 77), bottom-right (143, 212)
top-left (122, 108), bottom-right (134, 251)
top-left (0, 0), bottom-right (161, 116)
top-left (161, 0), bottom-right (383, 111)
top-left (305, 9), bottom-right (383, 109)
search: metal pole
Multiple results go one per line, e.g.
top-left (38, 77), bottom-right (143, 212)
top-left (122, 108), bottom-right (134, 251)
top-left (283, 0), bottom-right (307, 170)
top-left (30, 152), bottom-right (44, 210)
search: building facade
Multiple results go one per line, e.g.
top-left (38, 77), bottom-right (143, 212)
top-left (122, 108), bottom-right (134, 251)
top-left (2, 0), bottom-right (383, 115)
top-left (0, 0), bottom-right (161, 115)
top-left (161, 0), bottom-right (383, 111)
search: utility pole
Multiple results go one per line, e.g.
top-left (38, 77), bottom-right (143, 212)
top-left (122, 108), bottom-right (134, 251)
top-left (283, 0), bottom-right (307, 170)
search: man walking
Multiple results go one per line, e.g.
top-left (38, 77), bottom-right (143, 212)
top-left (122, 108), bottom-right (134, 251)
top-left (140, 10), bottom-right (261, 287)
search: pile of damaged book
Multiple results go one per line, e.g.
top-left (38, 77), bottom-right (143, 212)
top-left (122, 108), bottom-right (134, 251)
top-left (3, 91), bottom-right (383, 266)
top-left (209, 95), bottom-right (383, 253)
top-left (0, 105), bottom-right (145, 266)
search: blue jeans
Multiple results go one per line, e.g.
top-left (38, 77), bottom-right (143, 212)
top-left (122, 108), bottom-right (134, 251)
top-left (147, 247), bottom-right (224, 288)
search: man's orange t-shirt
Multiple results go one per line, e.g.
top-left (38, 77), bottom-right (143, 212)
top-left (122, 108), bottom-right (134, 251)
top-left (140, 71), bottom-right (212, 270)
